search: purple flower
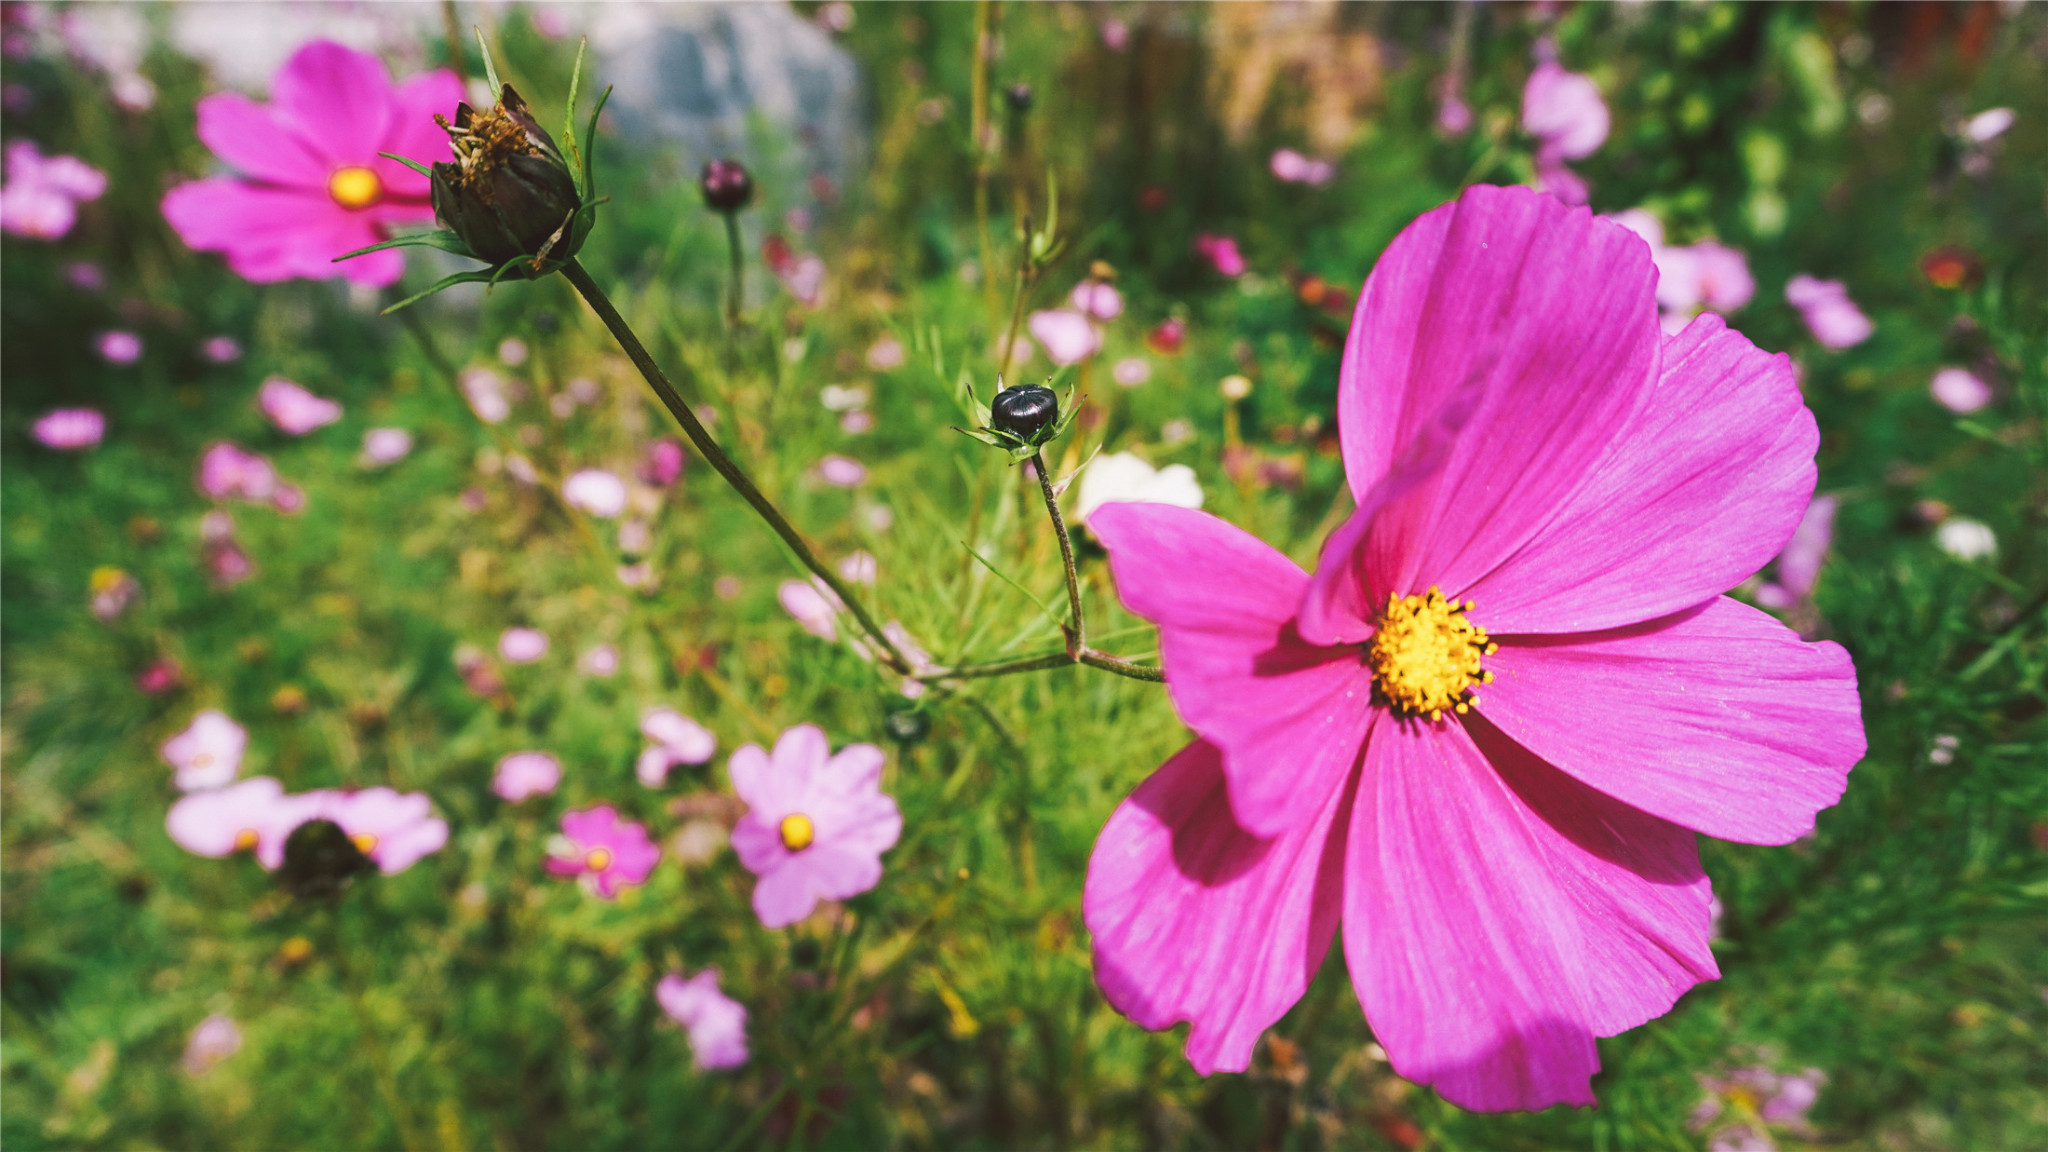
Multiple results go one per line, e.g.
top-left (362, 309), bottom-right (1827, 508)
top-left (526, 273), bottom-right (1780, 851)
top-left (96, 330), bottom-right (142, 364)
top-left (838, 551), bottom-right (877, 585)
top-left (817, 455), bottom-right (867, 487)
top-left (1269, 148), bottom-right (1336, 186)
top-left (183, 1015), bottom-right (243, 1077)
top-left (66, 261), bottom-right (106, 290)
top-left (32, 407), bottom-right (103, 450)
top-left (0, 140), bottom-right (105, 239)
top-left (729, 725), bottom-right (901, 928)
top-left (1028, 308), bottom-right (1103, 367)
top-left (166, 776), bottom-right (316, 865)
top-left (362, 427), bottom-right (413, 465)
top-left (257, 376), bottom-right (342, 436)
top-left (1785, 276), bottom-right (1874, 349)
top-left (161, 709), bottom-right (247, 791)
top-left (657, 969), bottom-right (750, 1070)
top-left (547, 805), bottom-right (661, 898)
top-left (1194, 234), bottom-right (1246, 278)
top-left (493, 751), bottom-right (562, 802)
top-left (499, 628), bottom-right (549, 664)
top-left (196, 442), bottom-right (278, 503)
top-left (1929, 367), bottom-right (1992, 414)
top-left (563, 469), bottom-right (628, 517)
top-left (638, 708), bottom-right (717, 787)
top-left (640, 438), bottom-right (685, 487)
top-left (318, 788), bottom-right (449, 873)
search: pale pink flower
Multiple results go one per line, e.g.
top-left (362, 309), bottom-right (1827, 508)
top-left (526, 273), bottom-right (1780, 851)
top-left (1438, 93), bottom-right (1474, 136)
top-left (838, 551), bottom-right (877, 584)
top-left (580, 643), bottom-right (620, 677)
top-left (162, 709), bottom-right (248, 791)
top-left (0, 140), bottom-right (105, 239)
top-left (1193, 234), bottom-right (1246, 278)
top-left (1028, 308), bottom-right (1103, 366)
top-left (729, 725), bottom-right (901, 928)
top-left (1962, 107), bottom-right (2014, 143)
top-left (547, 805), bottom-right (661, 898)
top-left (778, 254), bottom-right (827, 307)
top-left (493, 751), bottom-right (562, 802)
top-left (1929, 366), bottom-right (1992, 414)
top-left (779, 579), bottom-right (842, 641)
top-left (617, 561), bottom-right (658, 591)
top-left (362, 427), bottom-right (412, 465)
top-left (1522, 62), bottom-right (1609, 161)
top-left (865, 336), bottom-right (907, 371)
top-left (1113, 357), bottom-right (1152, 387)
top-left (32, 407), bottom-right (103, 450)
top-left (201, 335), bottom-right (241, 363)
top-left (196, 442), bottom-right (278, 503)
top-left (1785, 275), bottom-right (1874, 349)
top-left (269, 484), bottom-right (305, 515)
top-left (842, 410), bottom-right (876, 434)
top-left (499, 627), bottom-right (549, 664)
top-left (817, 455), bottom-right (867, 487)
top-left (182, 1015), bottom-right (243, 1076)
top-left (204, 518), bottom-right (255, 586)
top-left (318, 788), bottom-right (449, 874)
top-left (1269, 148), bottom-right (1336, 186)
top-left (658, 970), bottom-right (750, 1070)
top-left (89, 566), bottom-right (139, 622)
top-left (1100, 17), bottom-right (1130, 52)
top-left (166, 776), bottom-right (315, 864)
top-left (66, 261), bottom-right (106, 290)
top-left (638, 708), bottom-right (718, 787)
top-left (459, 367), bottom-right (510, 424)
top-left (160, 41), bottom-right (460, 287)
top-left (257, 376), bottom-right (342, 436)
top-left (617, 519), bottom-right (652, 555)
top-left (97, 330), bottom-right (142, 364)
top-left (1070, 280), bottom-right (1124, 322)
top-left (1658, 242), bottom-right (1755, 316)
top-left (497, 337), bottom-right (529, 366)
top-left (1753, 495), bottom-right (1836, 610)
top-left (563, 469), bottom-right (629, 517)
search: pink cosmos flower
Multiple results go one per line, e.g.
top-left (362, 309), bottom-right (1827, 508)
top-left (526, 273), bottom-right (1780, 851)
top-left (0, 140), bottom-right (106, 239)
top-left (563, 469), bottom-right (629, 517)
top-left (1657, 241), bottom-right (1754, 317)
top-left (162, 709), bottom-right (248, 791)
top-left (1070, 280), bottom-right (1124, 322)
top-left (658, 969), bottom-right (750, 1071)
top-left (638, 708), bottom-right (718, 787)
top-left (817, 455), bottom-right (867, 487)
top-left (547, 805), bottom-right (661, 898)
top-left (270, 484), bottom-right (305, 515)
top-left (1083, 186), bottom-right (1864, 1112)
top-left (196, 442), bottom-right (278, 503)
top-left (499, 627), bottom-right (549, 664)
top-left (1147, 317), bottom-right (1188, 355)
top-left (67, 261), bottom-right (107, 290)
top-left (493, 751), bottom-right (562, 802)
top-left (160, 41), bottom-right (459, 287)
top-left (1522, 63), bottom-right (1608, 207)
top-left (201, 511), bottom-right (255, 587)
top-left (729, 725), bottom-right (902, 928)
top-left (362, 427), bottom-right (413, 465)
top-left (1194, 234), bottom-right (1246, 278)
top-left (641, 438), bottom-right (686, 487)
top-left (1269, 148), bottom-right (1336, 186)
top-left (257, 376), bottom-right (342, 436)
top-left (838, 551), bottom-right (878, 584)
top-left (1100, 17), bottom-right (1131, 52)
top-left (497, 337), bottom-right (529, 366)
top-left (32, 407), bottom-right (103, 450)
top-left (201, 336), bottom-right (242, 363)
top-left (778, 254), bottom-right (827, 307)
top-left (460, 367), bottom-right (511, 424)
top-left (97, 330), bottom-right (142, 364)
top-left (1694, 1065), bottom-right (1827, 1136)
top-left (183, 1014), bottom-right (243, 1076)
top-left (1785, 275), bottom-right (1874, 350)
top-left (1754, 495), bottom-right (1837, 610)
top-left (1029, 309), bottom-right (1103, 366)
top-left (318, 788), bottom-right (449, 874)
top-left (779, 578), bottom-right (842, 641)
top-left (1929, 366), bottom-right (1992, 414)
top-left (166, 776), bottom-right (316, 864)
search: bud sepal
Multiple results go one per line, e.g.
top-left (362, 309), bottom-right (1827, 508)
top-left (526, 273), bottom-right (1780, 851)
top-left (957, 374), bottom-right (1083, 464)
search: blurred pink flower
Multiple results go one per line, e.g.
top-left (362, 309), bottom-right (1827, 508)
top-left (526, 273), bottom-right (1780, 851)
top-left (1658, 242), bottom-right (1754, 317)
top-left (257, 376), bottom-right (342, 436)
top-left (136, 657), bottom-right (183, 695)
top-left (563, 469), bottom-right (629, 517)
top-left (817, 455), bottom-right (867, 487)
top-left (1438, 93), bottom-right (1474, 136)
top-left (1962, 107), bottom-right (2014, 143)
top-left (841, 409), bottom-right (875, 434)
top-left (1146, 317), bottom-right (1188, 355)
top-left (162, 709), bottom-right (247, 791)
top-left (838, 551), bottom-right (877, 584)
top-left (1028, 309), bottom-right (1102, 366)
top-left (32, 407), bottom-right (103, 450)
top-left (499, 627), bottom-right (549, 664)
top-left (321, 788), bottom-right (449, 874)
top-left (1113, 357), bottom-right (1152, 387)
top-left (1929, 366), bottom-right (1992, 414)
top-left (66, 261), bottom-right (106, 290)
top-left (97, 330), bottom-right (142, 364)
top-left (497, 337), bottom-right (529, 366)
top-left (779, 578), bottom-right (841, 640)
top-left (206, 535), bottom-right (255, 586)
top-left (865, 336), bottom-right (907, 370)
top-left (1694, 1065), bottom-right (1828, 1136)
top-left (493, 751), bottom-right (562, 802)
top-left (1522, 62), bottom-right (1608, 162)
top-left (778, 254), bottom-right (827, 307)
top-left (1754, 495), bottom-right (1838, 610)
top-left (1785, 275), bottom-right (1874, 349)
top-left (640, 438), bottom-right (685, 487)
top-left (1194, 234), bottom-right (1246, 277)
top-left (1269, 148), bottom-right (1336, 186)
top-left (269, 484), bottom-right (305, 515)
top-left (362, 427), bottom-right (413, 465)
top-left (580, 643), bottom-right (620, 677)
top-left (658, 970), bottom-right (750, 1070)
top-left (459, 367), bottom-right (510, 424)
top-left (183, 1014), bottom-right (243, 1077)
top-left (1070, 280), bottom-right (1124, 321)
top-left (547, 805), bottom-right (661, 898)
top-left (201, 335), bottom-right (241, 363)
top-left (197, 442), bottom-right (278, 502)
top-left (0, 140), bottom-right (105, 239)
top-left (617, 518), bottom-right (652, 555)
top-left (166, 776), bottom-right (313, 864)
top-left (729, 725), bottom-right (902, 928)
top-left (617, 561), bottom-right (658, 591)
top-left (89, 566), bottom-right (139, 622)
top-left (1100, 17), bottom-right (1130, 52)
top-left (160, 41), bottom-right (459, 287)
top-left (638, 708), bottom-right (718, 787)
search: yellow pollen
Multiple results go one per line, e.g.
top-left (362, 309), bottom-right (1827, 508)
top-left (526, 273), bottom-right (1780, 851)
top-left (1366, 586), bottom-right (1495, 722)
top-left (233, 828), bottom-right (259, 851)
top-left (585, 847), bottom-right (613, 872)
top-left (350, 832), bottom-right (378, 855)
top-left (779, 813), bottom-right (816, 852)
top-left (327, 165), bottom-right (383, 210)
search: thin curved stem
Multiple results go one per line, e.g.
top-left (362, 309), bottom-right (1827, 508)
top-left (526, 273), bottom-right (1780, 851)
top-left (1031, 451), bottom-right (1085, 654)
top-left (560, 258), bottom-right (910, 674)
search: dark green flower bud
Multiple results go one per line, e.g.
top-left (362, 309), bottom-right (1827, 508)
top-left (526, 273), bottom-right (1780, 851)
top-left (431, 85), bottom-right (584, 268)
top-left (277, 818), bottom-right (375, 901)
top-left (1004, 83), bottom-right (1034, 113)
top-left (700, 158), bottom-right (754, 212)
top-left (991, 382), bottom-right (1058, 443)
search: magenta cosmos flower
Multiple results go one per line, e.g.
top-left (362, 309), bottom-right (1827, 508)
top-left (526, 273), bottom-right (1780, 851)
top-left (1083, 185), bottom-right (1864, 1112)
top-left (729, 725), bottom-right (901, 928)
top-left (547, 805), bottom-right (661, 898)
top-left (1785, 275), bottom-right (1874, 350)
top-left (257, 376), bottom-right (342, 436)
top-left (32, 407), bottom-right (104, 450)
top-left (160, 41), bottom-right (459, 287)
top-left (657, 969), bottom-right (750, 1071)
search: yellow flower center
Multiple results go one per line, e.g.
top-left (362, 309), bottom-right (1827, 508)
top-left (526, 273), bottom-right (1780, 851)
top-left (192, 752), bottom-right (214, 767)
top-left (350, 832), bottom-right (378, 855)
top-left (233, 828), bottom-right (259, 851)
top-left (585, 847), bottom-right (613, 872)
top-left (327, 165), bottom-right (383, 210)
top-left (1366, 587), bottom-right (1494, 722)
top-left (90, 566), bottom-right (127, 593)
top-left (779, 813), bottom-right (816, 852)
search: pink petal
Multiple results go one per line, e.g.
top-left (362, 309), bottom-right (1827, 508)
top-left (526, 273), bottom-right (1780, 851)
top-left (1478, 596), bottom-right (1864, 845)
top-left (1084, 740), bottom-right (1352, 1074)
top-left (1463, 314), bottom-right (1816, 632)
top-left (1093, 501), bottom-right (1370, 836)
top-left (751, 858), bottom-right (824, 927)
top-left (1346, 717), bottom-right (1715, 1112)
top-left (162, 179), bottom-right (399, 286)
top-left (377, 70), bottom-right (461, 199)
top-left (269, 41), bottom-right (395, 168)
top-left (193, 92), bottom-right (331, 190)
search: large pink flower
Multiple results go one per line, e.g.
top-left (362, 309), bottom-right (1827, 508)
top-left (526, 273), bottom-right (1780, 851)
top-left (1083, 186), bottom-right (1864, 1112)
top-left (729, 725), bottom-right (901, 928)
top-left (160, 41), bottom-right (459, 287)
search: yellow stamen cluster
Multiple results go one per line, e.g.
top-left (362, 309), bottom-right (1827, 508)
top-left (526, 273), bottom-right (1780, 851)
top-left (779, 813), bottom-right (816, 853)
top-left (1366, 587), bottom-right (1496, 722)
top-left (327, 165), bottom-right (383, 210)
top-left (350, 832), bottom-right (379, 856)
top-left (233, 828), bottom-right (260, 852)
top-left (437, 103), bottom-right (540, 188)
top-left (585, 847), bottom-right (613, 872)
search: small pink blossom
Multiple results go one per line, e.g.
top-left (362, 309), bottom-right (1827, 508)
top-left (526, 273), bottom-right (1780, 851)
top-left (1028, 309), bottom-right (1103, 366)
top-left (1694, 1065), bottom-right (1828, 1137)
top-left (320, 788), bottom-right (449, 874)
top-left (779, 578), bottom-right (842, 641)
top-left (160, 41), bottom-right (460, 287)
top-left (97, 330), bottom-right (142, 364)
top-left (197, 442), bottom-right (278, 503)
top-left (1194, 234), bottom-right (1246, 278)
top-left (493, 751), bottom-right (562, 802)
top-left (778, 254), bottom-right (827, 307)
top-left (497, 337), bottom-right (529, 366)
top-left (1785, 275), bottom-right (1874, 349)
top-left (1658, 241), bottom-right (1755, 317)
top-left (580, 644), bottom-right (620, 677)
top-left (547, 805), bottom-right (661, 898)
top-left (1147, 317), bottom-right (1188, 355)
top-left (1100, 17), bottom-right (1131, 52)
top-left (460, 367), bottom-right (510, 423)
top-left (838, 551), bottom-right (877, 584)
top-left (865, 336), bottom-right (907, 370)
top-left (638, 708), bottom-right (718, 787)
top-left (640, 438), bottom-right (685, 487)
top-left (658, 970), bottom-right (750, 1070)
top-left (841, 410), bottom-right (875, 434)
top-left (362, 427), bottom-right (413, 465)
top-left (0, 140), bottom-right (105, 239)
top-left (1269, 148), bottom-right (1336, 186)
top-left (89, 566), bottom-right (139, 622)
top-left (1113, 358), bottom-right (1152, 387)
top-left (1522, 62), bottom-right (1609, 161)
top-left (201, 335), bottom-right (241, 363)
top-left (136, 657), bottom-right (182, 695)
top-left (1962, 107), bottom-right (2014, 143)
top-left (206, 533), bottom-right (255, 586)
top-left (563, 469), bottom-right (629, 517)
top-left (617, 518), bottom-right (652, 555)
top-left (499, 627), bottom-right (549, 664)
top-left (166, 776), bottom-right (312, 863)
top-left (617, 561), bottom-right (658, 591)
top-left (1438, 93), bottom-right (1474, 136)
top-left (66, 261), bottom-right (106, 290)
top-left (162, 709), bottom-right (247, 791)
top-left (32, 407), bottom-right (103, 450)
top-left (182, 1015), bottom-right (243, 1077)
top-left (1070, 280), bottom-right (1124, 322)
top-left (257, 377), bottom-right (342, 436)
top-left (1929, 367), bottom-right (1992, 415)
top-left (269, 484), bottom-right (305, 515)
top-left (818, 455), bottom-right (867, 487)
top-left (729, 725), bottom-right (902, 928)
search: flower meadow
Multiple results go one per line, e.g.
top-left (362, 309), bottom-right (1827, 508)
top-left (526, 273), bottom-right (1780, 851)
top-left (3, 4), bottom-right (2045, 1150)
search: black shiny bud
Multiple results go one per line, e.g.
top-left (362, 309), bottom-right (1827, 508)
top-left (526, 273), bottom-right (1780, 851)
top-left (431, 85), bottom-right (584, 267)
top-left (700, 158), bottom-right (754, 212)
top-left (277, 818), bottom-right (375, 901)
top-left (883, 709), bottom-right (930, 745)
top-left (991, 383), bottom-right (1058, 443)
top-left (1003, 83), bottom-right (1034, 112)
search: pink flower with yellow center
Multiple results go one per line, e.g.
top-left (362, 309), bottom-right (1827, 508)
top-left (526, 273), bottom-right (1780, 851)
top-left (1083, 185), bottom-right (1864, 1112)
top-left (729, 725), bottom-right (901, 929)
top-left (160, 709), bottom-right (247, 791)
top-left (547, 805), bottom-right (661, 899)
top-left (160, 41), bottom-right (459, 287)
top-left (165, 776), bottom-right (320, 865)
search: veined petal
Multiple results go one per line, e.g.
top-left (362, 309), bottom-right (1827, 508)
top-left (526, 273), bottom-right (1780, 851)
top-left (270, 41), bottom-right (396, 168)
top-left (1479, 596), bottom-right (1864, 845)
top-left (194, 92), bottom-right (332, 190)
top-left (1085, 740), bottom-right (1353, 1074)
top-left (1346, 717), bottom-right (1714, 1112)
top-left (1094, 501), bottom-right (1370, 836)
top-left (1465, 314), bottom-right (1818, 633)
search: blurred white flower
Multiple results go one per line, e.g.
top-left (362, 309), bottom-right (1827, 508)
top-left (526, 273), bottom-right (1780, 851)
top-left (1929, 367), bottom-right (1992, 415)
top-left (1074, 452), bottom-right (1205, 530)
top-left (1935, 518), bottom-right (1996, 560)
top-left (563, 469), bottom-right (629, 518)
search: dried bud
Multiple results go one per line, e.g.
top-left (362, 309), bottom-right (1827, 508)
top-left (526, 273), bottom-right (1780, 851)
top-left (701, 158), bottom-right (754, 213)
top-left (991, 382), bottom-right (1058, 443)
top-left (431, 85), bottom-right (584, 267)
top-left (1003, 83), bottom-right (1034, 112)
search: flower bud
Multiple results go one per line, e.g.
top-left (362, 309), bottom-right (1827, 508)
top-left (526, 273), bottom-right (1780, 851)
top-left (277, 818), bottom-right (374, 901)
top-left (431, 85), bottom-right (583, 268)
top-left (990, 382), bottom-right (1058, 443)
top-left (700, 158), bottom-right (754, 213)
top-left (883, 708), bottom-right (930, 745)
top-left (1004, 83), bottom-right (1034, 113)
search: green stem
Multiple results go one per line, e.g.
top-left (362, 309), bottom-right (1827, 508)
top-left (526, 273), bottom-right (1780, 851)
top-left (1031, 451), bottom-right (1085, 655)
top-left (560, 258), bottom-right (910, 673)
top-left (995, 255), bottom-right (1032, 386)
top-left (723, 210), bottom-right (744, 328)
